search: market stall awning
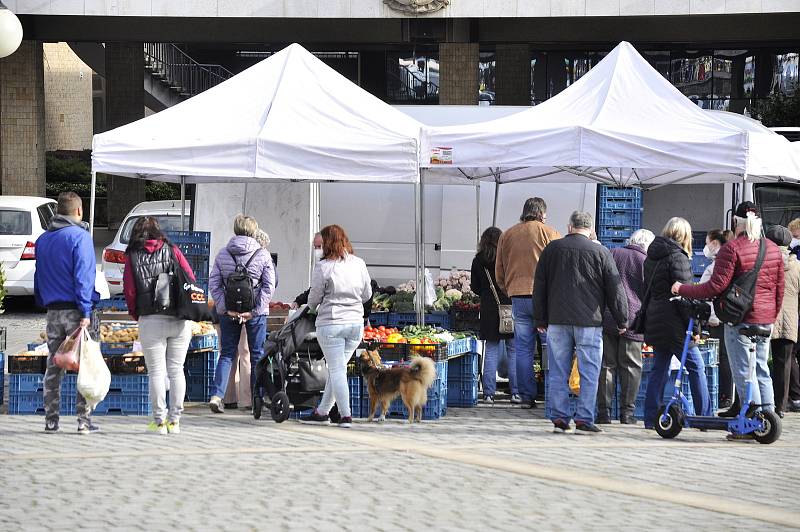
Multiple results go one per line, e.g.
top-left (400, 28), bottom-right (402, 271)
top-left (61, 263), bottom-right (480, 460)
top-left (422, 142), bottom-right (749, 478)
top-left (92, 44), bottom-right (422, 184)
top-left (421, 42), bottom-right (800, 187)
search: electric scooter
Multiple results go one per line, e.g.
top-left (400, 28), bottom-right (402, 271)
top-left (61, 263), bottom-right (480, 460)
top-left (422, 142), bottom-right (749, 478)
top-left (654, 297), bottom-right (782, 444)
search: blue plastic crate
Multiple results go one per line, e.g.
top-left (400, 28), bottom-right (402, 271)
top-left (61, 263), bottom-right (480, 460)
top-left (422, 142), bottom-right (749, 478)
top-left (9, 374), bottom-right (75, 415)
top-left (706, 365), bottom-right (719, 389)
top-left (600, 237), bottom-right (627, 249)
top-left (96, 295), bottom-right (128, 311)
top-left (292, 376), bottom-right (364, 420)
top-left (448, 352), bottom-right (479, 381)
top-left (447, 379), bottom-right (478, 407)
top-left (598, 227), bottom-right (636, 239)
top-left (369, 312), bottom-right (389, 327)
top-left (599, 186), bottom-right (643, 200)
top-left (189, 333), bottom-right (218, 351)
top-left (185, 350), bottom-right (219, 402)
top-left (101, 342), bottom-right (135, 355)
top-left (692, 252), bottom-right (712, 276)
top-left (446, 337), bottom-right (473, 357)
top-left (92, 391), bottom-right (151, 415)
top-left (698, 343), bottom-right (719, 366)
top-left (387, 312), bottom-right (451, 329)
top-left (598, 209), bottom-right (642, 228)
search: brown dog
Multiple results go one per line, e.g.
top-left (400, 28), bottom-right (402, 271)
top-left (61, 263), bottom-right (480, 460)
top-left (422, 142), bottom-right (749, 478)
top-left (360, 350), bottom-right (437, 423)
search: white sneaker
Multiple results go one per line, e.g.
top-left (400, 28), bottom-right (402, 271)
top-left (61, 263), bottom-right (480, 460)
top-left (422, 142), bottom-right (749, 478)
top-left (510, 394), bottom-right (522, 404)
top-left (209, 396), bottom-right (224, 413)
top-left (166, 421), bottom-right (180, 434)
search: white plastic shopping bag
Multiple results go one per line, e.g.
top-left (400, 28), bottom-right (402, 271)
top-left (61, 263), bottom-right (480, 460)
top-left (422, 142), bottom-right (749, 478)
top-left (95, 268), bottom-right (110, 300)
top-left (424, 268), bottom-right (436, 307)
top-left (76, 329), bottom-right (111, 409)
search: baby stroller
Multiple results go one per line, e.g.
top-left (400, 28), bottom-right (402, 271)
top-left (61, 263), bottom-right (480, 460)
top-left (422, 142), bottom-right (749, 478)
top-left (253, 306), bottom-right (338, 423)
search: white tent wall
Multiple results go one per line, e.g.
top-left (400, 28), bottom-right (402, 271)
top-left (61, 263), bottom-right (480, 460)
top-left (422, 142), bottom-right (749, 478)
top-left (194, 182), bottom-right (313, 303)
top-left (642, 185), bottom-right (729, 233)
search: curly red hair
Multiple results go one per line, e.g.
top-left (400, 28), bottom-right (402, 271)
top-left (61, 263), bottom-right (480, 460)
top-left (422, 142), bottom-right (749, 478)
top-left (321, 224), bottom-right (353, 260)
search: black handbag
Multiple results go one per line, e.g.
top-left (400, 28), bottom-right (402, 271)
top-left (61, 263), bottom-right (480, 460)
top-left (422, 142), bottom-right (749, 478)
top-left (170, 247), bottom-right (214, 322)
top-left (714, 238), bottom-right (766, 325)
top-left (297, 353), bottom-right (327, 392)
top-left (631, 259), bottom-right (662, 335)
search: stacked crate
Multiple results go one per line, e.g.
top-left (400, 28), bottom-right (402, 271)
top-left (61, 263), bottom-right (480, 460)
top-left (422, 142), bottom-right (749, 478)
top-left (0, 327), bottom-right (5, 405)
top-left (691, 230), bottom-right (712, 281)
top-left (597, 186), bottom-right (643, 249)
top-left (447, 352), bottom-right (479, 407)
top-left (185, 334), bottom-right (220, 402)
top-left (166, 231), bottom-right (211, 292)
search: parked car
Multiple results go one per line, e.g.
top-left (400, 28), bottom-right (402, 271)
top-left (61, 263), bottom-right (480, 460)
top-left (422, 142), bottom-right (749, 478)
top-left (102, 200), bottom-right (191, 295)
top-left (0, 196), bottom-right (58, 297)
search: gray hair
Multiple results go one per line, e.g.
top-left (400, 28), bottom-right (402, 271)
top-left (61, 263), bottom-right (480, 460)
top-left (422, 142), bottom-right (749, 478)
top-left (254, 229), bottom-right (270, 249)
top-left (569, 211), bottom-right (594, 230)
top-left (233, 214), bottom-right (259, 237)
top-left (520, 197), bottom-right (547, 222)
top-left (627, 229), bottom-right (655, 251)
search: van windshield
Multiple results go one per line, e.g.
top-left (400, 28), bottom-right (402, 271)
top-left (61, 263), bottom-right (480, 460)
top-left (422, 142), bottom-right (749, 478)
top-left (0, 210), bottom-right (33, 235)
top-left (120, 215), bottom-right (184, 244)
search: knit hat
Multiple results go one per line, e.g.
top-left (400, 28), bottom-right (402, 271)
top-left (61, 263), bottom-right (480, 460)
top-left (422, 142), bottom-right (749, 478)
top-left (734, 201), bottom-right (759, 218)
top-left (766, 224), bottom-right (792, 247)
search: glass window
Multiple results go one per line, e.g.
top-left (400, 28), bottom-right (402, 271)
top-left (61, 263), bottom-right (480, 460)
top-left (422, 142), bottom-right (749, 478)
top-left (479, 52), bottom-right (496, 106)
top-left (773, 52), bottom-right (799, 95)
top-left (643, 51), bottom-right (670, 79)
top-left (755, 184), bottom-right (800, 228)
top-left (0, 210), bottom-right (33, 236)
top-left (36, 204), bottom-right (54, 230)
top-left (386, 52), bottom-right (439, 102)
top-left (119, 215), bottom-right (184, 245)
top-left (671, 51), bottom-right (714, 99)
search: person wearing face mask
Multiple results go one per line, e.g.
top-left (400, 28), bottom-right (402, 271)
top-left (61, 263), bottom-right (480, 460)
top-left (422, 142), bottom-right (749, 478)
top-left (293, 233), bottom-right (324, 309)
top-left (700, 229), bottom-right (734, 411)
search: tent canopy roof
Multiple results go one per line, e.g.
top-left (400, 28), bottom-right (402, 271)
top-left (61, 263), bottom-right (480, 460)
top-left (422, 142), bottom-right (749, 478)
top-left (421, 42), bottom-right (800, 187)
top-left (92, 43), bottom-right (422, 184)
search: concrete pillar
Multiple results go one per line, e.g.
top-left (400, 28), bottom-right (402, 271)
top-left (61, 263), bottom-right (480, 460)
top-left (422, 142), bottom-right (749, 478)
top-left (494, 44), bottom-right (531, 106)
top-left (439, 42), bottom-right (478, 105)
top-left (0, 41), bottom-right (46, 196)
top-left (105, 42), bottom-right (146, 229)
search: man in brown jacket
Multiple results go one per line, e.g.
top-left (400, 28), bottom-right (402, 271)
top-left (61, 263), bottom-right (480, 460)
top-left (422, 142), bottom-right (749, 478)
top-left (496, 197), bottom-right (561, 407)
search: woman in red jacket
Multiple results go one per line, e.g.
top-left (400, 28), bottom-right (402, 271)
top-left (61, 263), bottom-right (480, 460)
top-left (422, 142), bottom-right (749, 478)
top-left (672, 202), bottom-right (784, 427)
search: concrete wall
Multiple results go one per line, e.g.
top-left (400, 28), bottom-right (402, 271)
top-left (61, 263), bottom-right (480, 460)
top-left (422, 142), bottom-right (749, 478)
top-left (0, 40), bottom-right (46, 197)
top-left (11, 0), bottom-right (800, 17)
top-left (439, 43), bottom-right (479, 105)
top-left (43, 43), bottom-right (93, 152)
top-left (195, 182), bottom-right (313, 304)
top-left (642, 184), bottom-right (728, 235)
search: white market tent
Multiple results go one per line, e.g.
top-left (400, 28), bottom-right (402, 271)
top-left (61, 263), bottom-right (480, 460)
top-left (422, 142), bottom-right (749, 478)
top-left (421, 41), bottom-right (800, 191)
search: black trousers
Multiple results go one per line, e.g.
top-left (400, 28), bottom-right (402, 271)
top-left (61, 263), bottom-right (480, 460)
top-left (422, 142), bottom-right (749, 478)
top-left (789, 344), bottom-right (800, 402)
top-left (771, 339), bottom-right (795, 412)
top-left (709, 326), bottom-right (734, 404)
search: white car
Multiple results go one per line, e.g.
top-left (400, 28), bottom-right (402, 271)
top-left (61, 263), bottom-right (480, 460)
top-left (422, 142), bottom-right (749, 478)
top-left (102, 200), bottom-right (191, 295)
top-left (0, 196), bottom-right (58, 297)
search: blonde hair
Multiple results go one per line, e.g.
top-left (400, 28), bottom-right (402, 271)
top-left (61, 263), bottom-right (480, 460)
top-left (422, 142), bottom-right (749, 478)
top-left (662, 217), bottom-right (693, 255)
top-left (254, 229), bottom-right (270, 249)
top-left (788, 218), bottom-right (800, 234)
top-left (734, 214), bottom-right (763, 242)
top-left (233, 214), bottom-right (259, 237)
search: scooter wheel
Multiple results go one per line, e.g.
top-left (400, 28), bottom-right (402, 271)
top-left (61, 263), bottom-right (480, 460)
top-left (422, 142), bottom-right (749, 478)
top-left (753, 410), bottom-right (782, 444)
top-left (655, 404), bottom-right (684, 439)
top-left (252, 395), bottom-right (263, 420)
top-left (271, 392), bottom-right (291, 423)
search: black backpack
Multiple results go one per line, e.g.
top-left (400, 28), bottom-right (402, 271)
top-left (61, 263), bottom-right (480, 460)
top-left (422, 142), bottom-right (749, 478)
top-left (224, 249), bottom-right (263, 313)
top-left (713, 238), bottom-right (766, 325)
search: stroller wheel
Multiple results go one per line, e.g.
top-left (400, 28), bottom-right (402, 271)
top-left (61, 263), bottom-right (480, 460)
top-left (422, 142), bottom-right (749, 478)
top-left (253, 395), bottom-right (263, 420)
top-left (329, 405), bottom-right (341, 424)
top-left (655, 404), bottom-right (684, 439)
top-left (271, 392), bottom-right (291, 423)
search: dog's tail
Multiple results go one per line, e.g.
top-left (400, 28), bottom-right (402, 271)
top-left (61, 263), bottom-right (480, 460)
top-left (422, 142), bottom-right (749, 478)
top-left (409, 356), bottom-right (437, 388)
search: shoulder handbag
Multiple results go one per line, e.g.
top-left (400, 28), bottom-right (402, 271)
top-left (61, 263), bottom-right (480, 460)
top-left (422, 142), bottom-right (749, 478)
top-left (630, 259), bottom-right (662, 335)
top-left (484, 267), bottom-right (514, 335)
top-left (714, 238), bottom-right (766, 325)
top-left (297, 352), bottom-right (327, 392)
top-left (169, 247), bottom-right (214, 322)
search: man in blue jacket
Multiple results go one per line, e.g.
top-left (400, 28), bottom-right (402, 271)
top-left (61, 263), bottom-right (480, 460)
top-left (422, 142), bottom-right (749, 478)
top-left (34, 192), bottom-right (100, 434)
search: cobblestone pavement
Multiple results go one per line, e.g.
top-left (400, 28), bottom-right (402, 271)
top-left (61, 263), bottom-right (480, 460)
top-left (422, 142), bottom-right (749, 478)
top-left (1, 401), bottom-right (798, 531)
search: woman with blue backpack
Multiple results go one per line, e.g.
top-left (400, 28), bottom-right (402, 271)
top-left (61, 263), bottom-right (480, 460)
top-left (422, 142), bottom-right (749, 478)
top-left (208, 215), bottom-right (276, 413)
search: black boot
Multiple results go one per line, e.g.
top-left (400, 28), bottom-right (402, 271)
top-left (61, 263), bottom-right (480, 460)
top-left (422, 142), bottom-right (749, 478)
top-left (718, 394), bottom-right (741, 418)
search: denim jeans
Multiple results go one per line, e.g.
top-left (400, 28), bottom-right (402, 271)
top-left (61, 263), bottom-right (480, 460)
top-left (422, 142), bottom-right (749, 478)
top-left (316, 322), bottom-right (363, 419)
top-left (724, 323), bottom-right (775, 411)
top-left (644, 346), bottom-right (711, 426)
top-left (512, 297), bottom-right (542, 402)
top-left (139, 315), bottom-right (193, 424)
top-left (546, 325), bottom-right (602, 424)
top-left (212, 315), bottom-right (267, 399)
top-left (483, 339), bottom-right (517, 397)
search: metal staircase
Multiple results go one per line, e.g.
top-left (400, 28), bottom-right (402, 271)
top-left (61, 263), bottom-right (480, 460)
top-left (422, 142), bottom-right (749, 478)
top-left (143, 43), bottom-right (233, 100)
top-left (386, 58), bottom-right (439, 103)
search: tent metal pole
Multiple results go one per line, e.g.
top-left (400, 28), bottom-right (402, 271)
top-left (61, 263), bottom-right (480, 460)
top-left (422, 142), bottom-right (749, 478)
top-left (492, 180), bottom-right (501, 226)
top-left (475, 182), bottom-right (481, 247)
top-left (242, 183), bottom-right (248, 215)
top-left (89, 171), bottom-right (96, 237)
top-left (414, 174), bottom-right (425, 326)
top-left (180, 176), bottom-right (186, 231)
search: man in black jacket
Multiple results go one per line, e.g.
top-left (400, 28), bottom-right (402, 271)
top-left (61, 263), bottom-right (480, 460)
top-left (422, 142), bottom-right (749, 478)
top-left (534, 211), bottom-right (628, 434)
